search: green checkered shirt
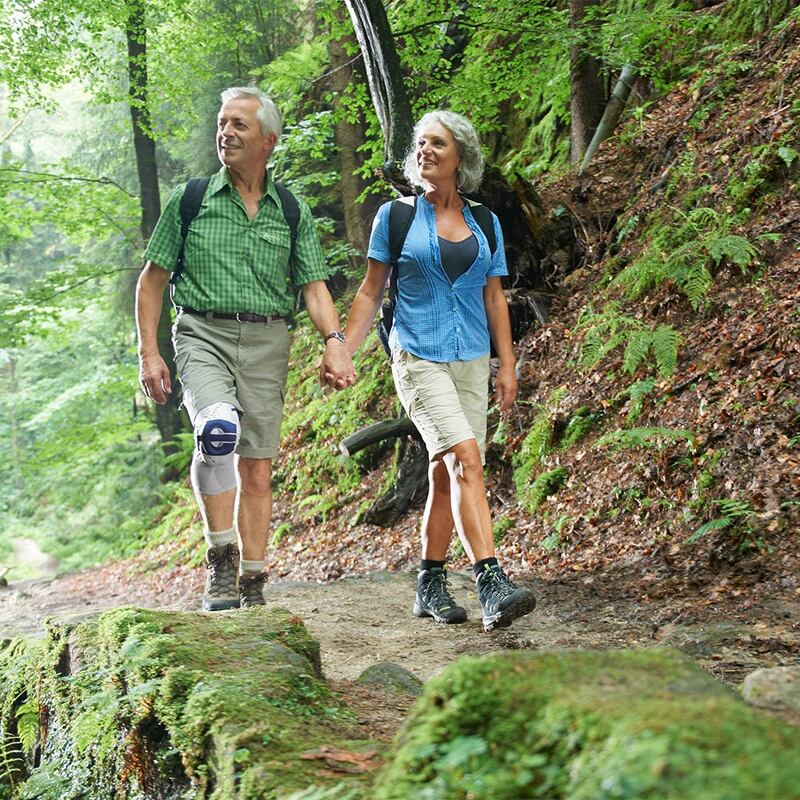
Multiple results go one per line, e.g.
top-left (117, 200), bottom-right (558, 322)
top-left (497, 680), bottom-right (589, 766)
top-left (144, 166), bottom-right (329, 316)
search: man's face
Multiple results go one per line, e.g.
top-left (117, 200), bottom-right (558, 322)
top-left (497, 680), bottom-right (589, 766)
top-left (216, 97), bottom-right (277, 170)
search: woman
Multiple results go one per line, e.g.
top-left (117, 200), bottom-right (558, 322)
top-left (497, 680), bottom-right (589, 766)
top-left (341, 111), bottom-right (535, 632)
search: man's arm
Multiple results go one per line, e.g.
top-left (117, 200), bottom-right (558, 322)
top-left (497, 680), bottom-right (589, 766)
top-left (135, 261), bottom-right (172, 404)
top-left (301, 280), bottom-right (356, 389)
top-left (484, 276), bottom-right (518, 414)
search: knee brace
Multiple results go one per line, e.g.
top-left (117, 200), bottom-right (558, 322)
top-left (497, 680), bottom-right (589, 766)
top-left (190, 402), bottom-right (240, 495)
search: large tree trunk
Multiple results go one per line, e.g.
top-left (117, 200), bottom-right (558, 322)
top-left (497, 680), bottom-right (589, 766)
top-left (126, 0), bottom-right (185, 465)
top-left (569, 0), bottom-right (606, 163)
top-left (328, 8), bottom-right (383, 259)
top-left (342, 0), bottom-right (414, 167)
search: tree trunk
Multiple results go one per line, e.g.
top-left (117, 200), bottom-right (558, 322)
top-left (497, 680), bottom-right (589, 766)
top-left (6, 355), bottom-right (22, 492)
top-left (569, 0), bottom-right (606, 163)
top-left (328, 8), bottom-right (383, 258)
top-left (126, 0), bottom-right (185, 463)
top-left (578, 64), bottom-right (638, 175)
top-left (342, 0), bottom-right (414, 167)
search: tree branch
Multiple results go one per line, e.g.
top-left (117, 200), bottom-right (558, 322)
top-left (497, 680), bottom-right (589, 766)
top-left (0, 169), bottom-right (137, 197)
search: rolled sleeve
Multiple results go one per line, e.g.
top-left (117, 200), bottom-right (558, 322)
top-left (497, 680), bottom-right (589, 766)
top-left (143, 184), bottom-right (185, 269)
top-left (290, 200), bottom-right (330, 286)
top-left (487, 213), bottom-right (508, 278)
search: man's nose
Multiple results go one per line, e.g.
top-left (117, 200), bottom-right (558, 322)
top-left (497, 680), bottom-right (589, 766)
top-left (220, 121), bottom-right (235, 137)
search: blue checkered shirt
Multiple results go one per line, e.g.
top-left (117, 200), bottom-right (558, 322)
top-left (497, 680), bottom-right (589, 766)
top-left (368, 196), bottom-right (508, 362)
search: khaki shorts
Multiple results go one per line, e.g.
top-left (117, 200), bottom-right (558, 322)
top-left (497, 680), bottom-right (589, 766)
top-left (392, 349), bottom-right (490, 463)
top-left (173, 312), bottom-right (290, 459)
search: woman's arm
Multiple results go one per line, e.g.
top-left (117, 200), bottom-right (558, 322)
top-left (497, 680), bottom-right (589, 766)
top-left (343, 258), bottom-right (392, 356)
top-left (484, 276), bottom-right (518, 413)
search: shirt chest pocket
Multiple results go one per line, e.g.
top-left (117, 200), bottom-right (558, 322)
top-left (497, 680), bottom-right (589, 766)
top-left (251, 225), bottom-right (291, 269)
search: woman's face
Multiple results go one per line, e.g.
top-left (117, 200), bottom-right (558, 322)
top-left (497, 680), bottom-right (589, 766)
top-left (416, 121), bottom-right (460, 187)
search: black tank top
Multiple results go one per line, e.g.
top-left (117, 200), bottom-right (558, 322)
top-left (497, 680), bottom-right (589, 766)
top-left (438, 233), bottom-right (478, 283)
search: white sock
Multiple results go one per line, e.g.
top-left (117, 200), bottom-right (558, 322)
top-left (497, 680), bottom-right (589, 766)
top-left (240, 558), bottom-right (266, 576)
top-left (204, 528), bottom-right (237, 548)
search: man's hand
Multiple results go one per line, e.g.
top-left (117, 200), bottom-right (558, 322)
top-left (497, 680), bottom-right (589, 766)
top-left (494, 364), bottom-right (518, 414)
top-left (139, 353), bottom-right (172, 404)
top-left (319, 340), bottom-right (356, 390)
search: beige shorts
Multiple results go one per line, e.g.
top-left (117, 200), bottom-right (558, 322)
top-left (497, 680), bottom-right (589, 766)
top-left (172, 312), bottom-right (290, 459)
top-left (391, 349), bottom-right (490, 463)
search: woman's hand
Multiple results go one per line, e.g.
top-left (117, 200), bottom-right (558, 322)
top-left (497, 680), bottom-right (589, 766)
top-left (494, 363), bottom-right (518, 414)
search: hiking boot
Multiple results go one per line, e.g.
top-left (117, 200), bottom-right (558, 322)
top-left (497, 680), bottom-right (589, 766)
top-left (202, 543), bottom-right (240, 611)
top-left (413, 567), bottom-right (468, 624)
top-left (239, 573), bottom-right (267, 608)
top-left (476, 564), bottom-right (536, 632)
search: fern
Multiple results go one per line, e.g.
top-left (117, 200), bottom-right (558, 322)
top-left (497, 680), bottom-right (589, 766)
top-left (619, 377), bottom-right (656, 421)
top-left (652, 325), bottom-right (681, 378)
top-left (689, 498), bottom-right (753, 543)
top-left (594, 427), bottom-right (695, 451)
top-left (622, 329), bottom-right (652, 375)
top-left (14, 696), bottom-right (38, 751)
top-left (676, 257), bottom-right (713, 310)
top-left (706, 234), bottom-right (756, 270)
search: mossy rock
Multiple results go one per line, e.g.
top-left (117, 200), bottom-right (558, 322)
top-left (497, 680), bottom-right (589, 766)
top-left (358, 662), bottom-right (424, 696)
top-left (374, 648), bottom-right (800, 799)
top-left (0, 607), bottom-right (377, 800)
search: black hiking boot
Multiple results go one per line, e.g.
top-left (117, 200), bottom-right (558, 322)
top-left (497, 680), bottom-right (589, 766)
top-left (476, 563), bottom-right (536, 632)
top-left (202, 543), bottom-right (240, 611)
top-left (413, 567), bottom-right (468, 624)
top-left (239, 573), bottom-right (267, 608)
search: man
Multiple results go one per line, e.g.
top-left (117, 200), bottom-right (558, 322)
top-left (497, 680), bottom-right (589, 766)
top-left (136, 86), bottom-right (354, 612)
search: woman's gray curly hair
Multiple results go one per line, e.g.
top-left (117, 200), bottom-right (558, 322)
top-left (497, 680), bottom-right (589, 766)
top-left (403, 110), bottom-right (485, 193)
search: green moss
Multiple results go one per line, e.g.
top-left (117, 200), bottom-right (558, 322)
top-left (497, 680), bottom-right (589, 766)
top-left (5, 607), bottom-right (375, 800)
top-left (375, 648), bottom-right (800, 799)
top-left (520, 467), bottom-right (568, 514)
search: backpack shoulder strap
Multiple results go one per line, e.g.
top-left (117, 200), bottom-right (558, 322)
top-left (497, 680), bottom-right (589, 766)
top-left (388, 196), bottom-right (417, 268)
top-left (171, 176), bottom-right (211, 286)
top-left (464, 198), bottom-right (497, 255)
top-left (274, 182), bottom-right (300, 255)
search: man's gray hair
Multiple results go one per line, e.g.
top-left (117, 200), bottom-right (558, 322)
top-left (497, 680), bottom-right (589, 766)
top-left (220, 87), bottom-right (282, 139)
top-left (403, 110), bottom-right (485, 193)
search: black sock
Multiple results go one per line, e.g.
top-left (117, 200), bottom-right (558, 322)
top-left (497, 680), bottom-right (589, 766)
top-left (473, 557), bottom-right (499, 578)
top-left (420, 559), bottom-right (446, 572)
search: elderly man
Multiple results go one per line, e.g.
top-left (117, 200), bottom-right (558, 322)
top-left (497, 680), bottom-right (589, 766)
top-left (136, 86), bottom-right (354, 611)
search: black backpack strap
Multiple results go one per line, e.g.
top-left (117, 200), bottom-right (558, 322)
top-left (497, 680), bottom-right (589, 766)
top-left (387, 196), bottom-right (417, 301)
top-left (464, 199), bottom-right (497, 255)
top-left (171, 176), bottom-right (211, 287)
top-left (274, 181), bottom-right (300, 260)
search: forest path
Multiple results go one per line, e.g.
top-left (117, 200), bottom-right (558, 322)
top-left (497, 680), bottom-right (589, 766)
top-left (2, 558), bottom-right (799, 693)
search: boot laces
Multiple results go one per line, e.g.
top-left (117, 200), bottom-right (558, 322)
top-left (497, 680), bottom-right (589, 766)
top-left (421, 571), bottom-right (457, 610)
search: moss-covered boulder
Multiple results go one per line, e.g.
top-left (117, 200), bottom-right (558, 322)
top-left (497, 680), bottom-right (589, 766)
top-left (0, 607), bottom-right (378, 800)
top-left (375, 648), bottom-right (800, 799)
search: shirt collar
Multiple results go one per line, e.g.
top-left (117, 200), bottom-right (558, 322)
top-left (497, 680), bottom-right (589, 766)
top-left (207, 165), bottom-right (280, 206)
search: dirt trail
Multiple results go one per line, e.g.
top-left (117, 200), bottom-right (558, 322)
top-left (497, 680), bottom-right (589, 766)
top-left (2, 560), bottom-right (799, 696)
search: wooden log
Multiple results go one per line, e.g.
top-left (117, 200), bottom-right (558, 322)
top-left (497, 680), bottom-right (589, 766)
top-left (339, 417), bottom-right (418, 456)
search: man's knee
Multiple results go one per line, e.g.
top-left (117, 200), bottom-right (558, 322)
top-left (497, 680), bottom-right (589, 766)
top-left (191, 403), bottom-right (240, 495)
top-left (238, 456), bottom-right (272, 495)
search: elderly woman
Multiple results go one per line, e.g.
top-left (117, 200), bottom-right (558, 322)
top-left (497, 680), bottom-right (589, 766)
top-left (340, 110), bottom-right (536, 632)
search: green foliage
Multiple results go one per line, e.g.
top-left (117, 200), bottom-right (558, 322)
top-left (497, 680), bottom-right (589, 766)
top-left (559, 407), bottom-right (601, 451)
top-left (617, 377), bottom-right (656, 422)
top-left (594, 426), bottom-right (696, 451)
top-left (277, 312), bottom-right (396, 520)
top-left (610, 205), bottom-right (760, 312)
top-left (688, 497), bottom-right (754, 543)
top-left (520, 467), bottom-right (568, 514)
top-left (577, 306), bottom-right (681, 378)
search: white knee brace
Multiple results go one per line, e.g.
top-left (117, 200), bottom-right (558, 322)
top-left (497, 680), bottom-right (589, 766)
top-left (190, 402), bottom-right (240, 495)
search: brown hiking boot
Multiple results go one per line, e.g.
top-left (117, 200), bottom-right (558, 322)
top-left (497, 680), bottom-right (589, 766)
top-left (202, 543), bottom-right (240, 611)
top-left (239, 573), bottom-right (267, 608)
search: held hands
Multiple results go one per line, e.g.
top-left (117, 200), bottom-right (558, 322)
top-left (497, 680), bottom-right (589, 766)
top-left (139, 353), bottom-right (172, 405)
top-left (318, 340), bottom-right (356, 390)
top-left (494, 363), bottom-right (518, 414)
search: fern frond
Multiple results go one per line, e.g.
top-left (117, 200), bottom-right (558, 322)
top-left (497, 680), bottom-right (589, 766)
top-left (622, 329), bottom-right (652, 375)
top-left (688, 515), bottom-right (733, 542)
top-left (676, 258), bottom-right (713, 310)
top-left (652, 324), bottom-right (681, 377)
top-left (706, 234), bottom-right (756, 269)
top-left (624, 377), bottom-right (656, 421)
top-left (594, 426), bottom-right (695, 451)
